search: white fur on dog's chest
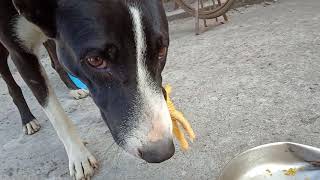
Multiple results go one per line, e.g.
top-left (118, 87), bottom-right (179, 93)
top-left (14, 16), bottom-right (47, 53)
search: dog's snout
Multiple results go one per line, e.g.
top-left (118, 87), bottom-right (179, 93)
top-left (138, 138), bottom-right (175, 163)
top-left (147, 119), bottom-right (170, 142)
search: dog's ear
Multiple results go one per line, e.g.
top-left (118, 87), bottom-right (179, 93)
top-left (12, 0), bottom-right (57, 38)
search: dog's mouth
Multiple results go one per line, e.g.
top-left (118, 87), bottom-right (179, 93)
top-left (100, 100), bottom-right (175, 163)
top-left (120, 133), bottom-right (175, 163)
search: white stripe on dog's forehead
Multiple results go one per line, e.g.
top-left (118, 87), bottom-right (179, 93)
top-left (125, 7), bottom-right (172, 150)
top-left (129, 7), bottom-right (146, 84)
top-left (129, 6), bottom-right (155, 101)
top-left (129, 7), bottom-right (145, 65)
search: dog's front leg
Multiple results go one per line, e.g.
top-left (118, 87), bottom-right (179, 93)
top-left (45, 89), bottom-right (98, 179)
top-left (10, 51), bottom-right (98, 180)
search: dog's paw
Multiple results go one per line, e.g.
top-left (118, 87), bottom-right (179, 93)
top-left (23, 119), bottom-right (40, 135)
top-left (68, 146), bottom-right (98, 180)
top-left (69, 89), bottom-right (90, 100)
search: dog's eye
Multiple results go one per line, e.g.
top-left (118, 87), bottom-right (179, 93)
top-left (158, 47), bottom-right (167, 59)
top-left (86, 57), bottom-right (107, 69)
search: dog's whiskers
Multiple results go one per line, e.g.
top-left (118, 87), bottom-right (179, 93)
top-left (113, 146), bottom-right (124, 178)
top-left (107, 140), bottom-right (122, 164)
top-left (105, 141), bottom-right (116, 154)
top-left (109, 146), bottom-right (121, 171)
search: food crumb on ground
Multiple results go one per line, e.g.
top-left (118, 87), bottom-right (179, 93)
top-left (265, 169), bottom-right (272, 176)
top-left (283, 168), bottom-right (297, 176)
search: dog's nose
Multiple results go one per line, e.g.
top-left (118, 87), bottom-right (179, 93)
top-left (138, 138), bottom-right (175, 163)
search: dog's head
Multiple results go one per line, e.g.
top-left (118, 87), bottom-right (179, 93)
top-left (13, 0), bottom-right (174, 163)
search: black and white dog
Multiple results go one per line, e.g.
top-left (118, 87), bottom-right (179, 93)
top-left (0, 0), bottom-right (174, 179)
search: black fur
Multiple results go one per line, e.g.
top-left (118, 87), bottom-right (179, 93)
top-left (44, 40), bottom-right (79, 90)
top-left (0, 43), bottom-right (36, 126)
top-left (0, 0), bottom-right (173, 164)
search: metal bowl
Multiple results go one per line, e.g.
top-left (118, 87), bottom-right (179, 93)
top-left (219, 142), bottom-right (320, 180)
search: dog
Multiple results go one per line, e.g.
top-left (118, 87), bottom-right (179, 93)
top-left (0, 0), bottom-right (174, 179)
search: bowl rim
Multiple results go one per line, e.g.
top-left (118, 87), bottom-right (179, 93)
top-left (218, 142), bottom-right (320, 180)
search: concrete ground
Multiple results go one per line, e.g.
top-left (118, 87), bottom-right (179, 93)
top-left (1, 0), bottom-right (320, 179)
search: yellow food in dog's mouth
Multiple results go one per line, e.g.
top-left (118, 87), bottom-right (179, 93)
top-left (164, 84), bottom-right (195, 150)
